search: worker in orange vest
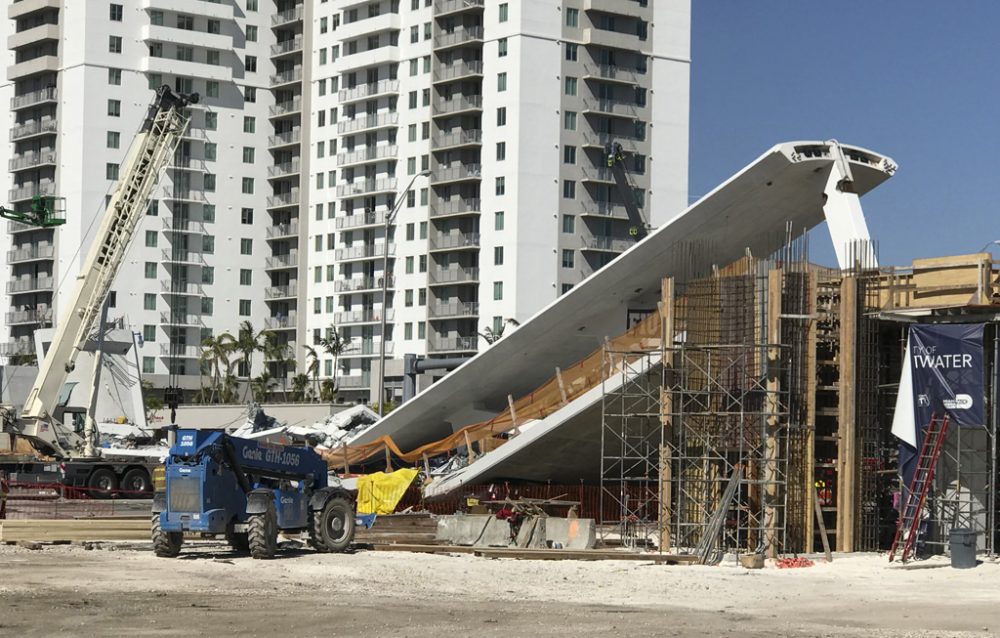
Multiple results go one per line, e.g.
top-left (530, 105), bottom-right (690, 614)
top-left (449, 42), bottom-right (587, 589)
top-left (0, 470), bottom-right (9, 520)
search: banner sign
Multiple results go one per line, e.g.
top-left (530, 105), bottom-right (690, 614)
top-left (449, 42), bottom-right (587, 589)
top-left (908, 323), bottom-right (985, 429)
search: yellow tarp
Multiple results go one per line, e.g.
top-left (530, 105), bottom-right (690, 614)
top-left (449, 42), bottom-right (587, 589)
top-left (355, 468), bottom-right (419, 515)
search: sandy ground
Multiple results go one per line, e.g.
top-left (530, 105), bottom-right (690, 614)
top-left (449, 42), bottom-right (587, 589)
top-left (0, 542), bottom-right (998, 638)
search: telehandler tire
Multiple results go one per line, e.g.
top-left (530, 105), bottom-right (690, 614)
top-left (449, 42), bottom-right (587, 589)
top-left (151, 514), bottom-right (183, 558)
top-left (311, 496), bottom-right (355, 553)
top-left (248, 501), bottom-right (278, 559)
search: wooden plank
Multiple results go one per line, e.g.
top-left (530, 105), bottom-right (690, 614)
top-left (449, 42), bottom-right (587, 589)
top-left (472, 547), bottom-right (698, 564)
top-left (507, 394), bottom-right (521, 436)
top-left (764, 268), bottom-right (782, 559)
top-left (370, 543), bottom-right (479, 555)
top-left (555, 367), bottom-right (569, 406)
top-left (1, 518), bottom-right (150, 542)
top-left (837, 276), bottom-right (857, 553)
top-left (813, 488), bottom-right (833, 562)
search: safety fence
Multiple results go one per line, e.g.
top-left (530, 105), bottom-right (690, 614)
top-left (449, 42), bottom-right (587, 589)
top-left (2, 482), bottom-right (153, 520)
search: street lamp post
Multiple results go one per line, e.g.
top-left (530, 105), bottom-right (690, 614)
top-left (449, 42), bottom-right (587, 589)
top-left (377, 169), bottom-right (431, 416)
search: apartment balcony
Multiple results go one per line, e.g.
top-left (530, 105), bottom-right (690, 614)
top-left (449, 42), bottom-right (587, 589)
top-left (8, 55), bottom-right (59, 81)
top-left (431, 61), bottom-right (483, 84)
top-left (168, 156), bottom-right (208, 173)
top-left (10, 86), bottom-right (57, 111)
top-left (335, 177), bottom-right (398, 198)
top-left (428, 301), bottom-right (478, 320)
top-left (336, 112), bottom-right (399, 135)
top-left (160, 280), bottom-right (205, 296)
top-left (269, 97), bottom-right (302, 117)
top-left (9, 182), bottom-right (55, 203)
top-left (267, 160), bottom-right (301, 177)
top-left (332, 308), bottom-right (394, 325)
top-left (267, 129), bottom-right (302, 149)
top-left (265, 284), bottom-right (298, 300)
top-left (428, 267), bottom-right (479, 286)
top-left (7, 244), bottom-right (54, 264)
top-left (142, 0), bottom-right (234, 20)
top-left (580, 200), bottom-right (630, 219)
top-left (269, 67), bottom-right (303, 88)
top-left (334, 276), bottom-right (390, 293)
top-left (7, 221), bottom-right (37, 233)
top-left (581, 98), bottom-right (640, 118)
top-left (580, 131), bottom-right (644, 150)
top-left (336, 144), bottom-right (398, 168)
top-left (582, 236), bottom-right (635, 253)
top-left (427, 336), bottom-right (478, 353)
top-left (159, 312), bottom-right (205, 328)
top-left (266, 191), bottom-right (301, 208)
top-left (271, 35), bottom-right (303, 57)
top-left (429, 197), bottom-right (480, 218)
top-left (434, 0), bottom-right (484, 16)
top-left (433, 26), bottom-right (484, 51)
top-left (429, 232), bottom-right (480, 252)
top-left (5, 307), bottom-right (50, 325)
top-left (431, 163), bottom-right (481, 185)
top-left (583, 0), bottom-right (647, 19)
top-left (337, 11), bottom-right (401, 40)
top-left (264, 341), bottom-right (298, 360)
top-left (161, 188), bottom-right (208, 203)
top-left (264, 312), bottom-right (298, 330)
top-left (158, 343), bottom-right (202, 358)
top-left (7, 276), bottom-right (54, 294)
top-left (338, 372), bottom-right (371, 389)
top-left (9, 0), bottom-right (60, 20)
top-left (266, 222), bottom-right (299, 239)
top-left (140, 24), bottom-right (232, 51)
top-left (580, 166), bottom-right (616, 184)
top-left (339, 79), bottom-right (399, 104)
top-left (582, 63), bottom-right (643, 85)
top-left (432, 95), bottom-right (482, 117)
top-left (431, 129), bottom-right (482, 150)
top-left (10, 119), bottom-right (57, 142)
top-left (181, 126), bottom-right (208, 141)
top-left (271, 5), bottom-right (303, 27)
top-left (335, 210), bottom-right (387, 230)
top-left (0, 339), bottom-right (35, 358)
top-left (160, 249), bottom-right (207, 266)
top-left (334, 243), bottom-right (395, 262)
top-left (140, 56), bottom-right (232, 83)
top-left (344, 339), bottom-right (394, 357)
top-left (8, 23), bottom-right (59, 51)
top-left (162, 217), bottom-right (207, 234)
top-left (582, 27), bottom-right (643, 51)
top-left (265, 251), bottom-right (299, 269)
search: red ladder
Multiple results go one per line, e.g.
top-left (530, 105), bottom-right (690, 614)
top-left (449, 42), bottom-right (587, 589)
top-left (888, 413), bottom-right (950, 563)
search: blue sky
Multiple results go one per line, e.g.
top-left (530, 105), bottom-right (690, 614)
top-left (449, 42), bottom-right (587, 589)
top-left (689, 2), bottom-right (1000, 267)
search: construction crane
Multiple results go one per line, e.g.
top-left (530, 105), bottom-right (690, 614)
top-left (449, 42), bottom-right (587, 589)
top-left (1, 86), bottom-right (198, 469)
top-left (0, 195), bottom-right (66, 228)
top-left (604, 142), bottom-right (650, 240)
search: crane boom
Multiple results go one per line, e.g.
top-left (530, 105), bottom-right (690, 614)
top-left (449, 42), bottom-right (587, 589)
top-left (11, 86), bottom-right (197, 457)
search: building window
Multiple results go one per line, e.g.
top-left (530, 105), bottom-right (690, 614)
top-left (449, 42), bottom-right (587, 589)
top-left (144, 230), bottom-right (157, 247)
top-left (562, 214), bottom-right (575, 233)
top-left (109, 3), bottom-right (123, 20)
top-left (243, 116), bottom-right (255, 133)
top-left (563, 145), bottom-right (576, 164)
top-left (147, 200), bottom-right (158, 216)
top-left (563, 180), bottom-right (576, 199)
top-left (206, 50), bottom-right (219, 65)
top-left (565, 43), bottom-right (578, 61)
top-left (410, 25), bottom-right (419, 43)
top-left (419, 222), bottom-right (427, 239)
top-left (313, 297), bottom-right (321, 314)
top-left (107, 99), bottom-right (121, 116)
top-left (496, 142), bottom-right (506, 161)
top-left (205, 112), bottom-right (218, 130)
top-left (106, 163), bottom-right (119, 181)
top-left (495, 177), bottom-right (505, 196)
top-left (562, 249), bottom-right (575, 268)
top-left (566, 8), bottom-right (579, 27)
top-left (203, 204), bottom-right (215, 223)
top-left (561, 283), bottom-right (574, 294)
top-left (493, 281), bottom-right (503, 301)
top-left (202, 235), bottom-right (215, 254)
top-left (405, 256), bottom-right (414, 274)
top-left (564, 111), bottom-right (577, 130)
top-left (498, 38), bottom-right (508, 57)
top-left (239, 269), bottom-right (252, 286)
top-left (107, 131), bottom-right (120, 149)
top-left (177, 14), bottom-right (194, 29)
top-left (404, 323), bottom-right (413, 340)
top-left (245, 55), bottom-right (257, 73)
top-left (495, 211), bottom-right (504, 231)
top-left (207, 19), bottom-right (221, 34)
top-left (244, 86), bottom-right (256, 103)
top-left (418, 322), bottom-right (426, 339)
top-left (202, 267), bottom-right (214, 285)
top-left (246, 25), bottom-right (258, 42)
top-left (204, 143), bottom-right (217, 161)
top-left (241, 208), bottom-right (253, 224)
top-left (499, 2), bottom-right (508, 22)
top-left (240, 238), bottom-right (252, 255)
top-left (143, 293), bottom-right (156, 311)
top-left (204, 174), bottom-right (216, 191)
top-left (497, 107), bottom-right (507, 126)
top-left (108, 68), bottom-right (121, 85)
top-left (497, 72), bottom-right (507, 92)
top-left (144, 262), bottom-right (157, 278)
top-left (239, 300), bottom-right (251, 316)
top-left (242, 147), bottom-right (255, 164)
top-left (405, 290), bottom-right (414, 307)
top-left (109, 35), bottom-right (122, 53)
top-left (565, 77), bottom-right (577, 96)
top-left (494, 246), bottom-right (504, 265)
top-left (176, 46), bottom-right (193, 62)
top-left (206, 81), bottom-right (219, 98)
top-left (241, 177), bottom-right (254, 194)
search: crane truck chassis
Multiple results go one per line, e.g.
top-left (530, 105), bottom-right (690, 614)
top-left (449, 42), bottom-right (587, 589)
top-left (153, 429), bottom-right (356, 559)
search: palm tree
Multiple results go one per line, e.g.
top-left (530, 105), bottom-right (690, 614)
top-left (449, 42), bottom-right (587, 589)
top-left (222, 320), bottom-right (267, 402)
top-left (318, 325), bottom-right (348, 397)
top-left (199, 334), bottom-right (233, 403)
top-left (479, 318), bottom-right (520, 345)
top-left (250, 370), bottom-right (276, 403)
top-left (303, 344), bottom-right (321, 402)
top-left (262, 333), bottom-right (295, 402)
top-left (291, 373), bottom-right (310, 402)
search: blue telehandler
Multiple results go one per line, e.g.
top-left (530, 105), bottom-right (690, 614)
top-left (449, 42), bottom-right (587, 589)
top-left (152, 429), bottom-right (355, 559)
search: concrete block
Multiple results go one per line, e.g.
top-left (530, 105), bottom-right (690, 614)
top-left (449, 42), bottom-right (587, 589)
top-left (544, 518), bottom-right (597, 550)
top-left (436, 514), bottom-right (511, 547)
top-left (515, 516), bottom-right (547, 548)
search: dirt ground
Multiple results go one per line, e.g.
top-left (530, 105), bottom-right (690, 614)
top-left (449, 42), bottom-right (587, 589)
top-left (1, 542), bottom-right (998, 638)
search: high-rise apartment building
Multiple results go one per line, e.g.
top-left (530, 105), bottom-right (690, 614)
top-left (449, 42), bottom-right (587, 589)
top-left (1, 0), bottom-right (689, 406)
